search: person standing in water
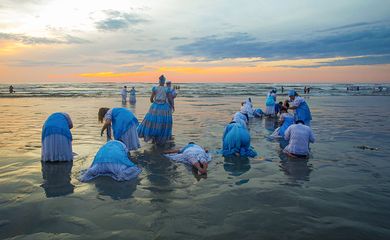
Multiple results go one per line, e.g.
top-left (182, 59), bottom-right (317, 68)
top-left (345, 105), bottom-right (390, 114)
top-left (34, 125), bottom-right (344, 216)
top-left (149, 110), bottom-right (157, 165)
top-left (287, 90), bottom-right (312, 126)
top-left (137, 75), bottom-right (174, 144)
top-left (9, 85), bottom-right (15, 93)
top-left (265, 89), bottom-right (277, 117)
top-left (129, 87), bottom-right (136, 104)
top-left (120, 86), bottom-right (127, 103)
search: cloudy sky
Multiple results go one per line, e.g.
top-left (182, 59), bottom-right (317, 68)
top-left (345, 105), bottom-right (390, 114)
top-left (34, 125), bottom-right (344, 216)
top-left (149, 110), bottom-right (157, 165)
top-left (0, 0), bottom-right (389, 83)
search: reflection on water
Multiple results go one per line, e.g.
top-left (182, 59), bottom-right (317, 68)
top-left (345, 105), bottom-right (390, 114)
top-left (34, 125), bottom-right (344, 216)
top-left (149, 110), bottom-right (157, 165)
top-left (278, 151), bottom-right (312, 183)
top-left (2, 96), bottom-right (390, 239)
top-left (264, 117), bottom-right (277, 131)
top-left (41, 161), bottom-right (74, 198)
top-left (139, 147), bottom-right (178, 191)
top-left (223, 156), bottom-right (251, 176)
top-left (94, 177), bottom-right (138, 200)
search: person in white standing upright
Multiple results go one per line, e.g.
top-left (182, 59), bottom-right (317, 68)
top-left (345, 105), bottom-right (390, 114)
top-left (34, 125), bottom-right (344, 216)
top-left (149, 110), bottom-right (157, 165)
top-left (283, 120), bottom-right (315, 158)
top-left (120, 86), bottom-right (127, 103)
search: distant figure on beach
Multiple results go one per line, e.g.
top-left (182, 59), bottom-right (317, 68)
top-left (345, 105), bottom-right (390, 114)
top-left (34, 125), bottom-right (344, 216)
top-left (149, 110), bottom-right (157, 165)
top-left (166, 80), bottom-right (177, 110)
top-left (287, 90), bottom-right (312, 126)
top-left (80, 140), bottom-right (141, 182)
top-left (98, 107), bottom-right (140, 151)
top-left (120, 86), bottom-right (127, 103)
top-left (304, 86), bottom-right (307, 94)
top-left (222, 121), bottom-right (257, 157)
top-left (164, 142), bottom-right (211, 175)
top-left (9, 85), bottom-right (15, 93)
top-left (283, 120), bottom-right (315, 158)
top-left (271, 107), bottom-right (294, 138)
top-left (41, 112), bottom-right (73, 162)
top-left (129, 87), bottom-right (136, 104)
top-left (137, 75), bottom-right (174, 144)
top-left (307, 87), bottom-right (311, 94)
top-left (265, 89), bottom-right (277, 116)
top-left (281, 86), bottom-right (284, 93)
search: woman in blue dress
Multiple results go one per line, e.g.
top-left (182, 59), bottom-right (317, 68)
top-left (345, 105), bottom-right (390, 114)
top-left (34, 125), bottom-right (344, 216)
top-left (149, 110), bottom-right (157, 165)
top-left (41, 112), bottom-right (73, 162)
top-left (80, 140), bottom-right (141, 182)
top-left (287, 90), bottom-right (312, 126)
top-left (265, 89), bottom-right (277, 116)
top-left (137, 75), bottom-right (174, 144)
top-left (98, 107), bottom-right (140, 151)
top-left (271, 107), bottom-right (294, 138)
top-left (129, 87), bottom-right (136, 104)
top-left (222, 121), bottom-right (257, 157)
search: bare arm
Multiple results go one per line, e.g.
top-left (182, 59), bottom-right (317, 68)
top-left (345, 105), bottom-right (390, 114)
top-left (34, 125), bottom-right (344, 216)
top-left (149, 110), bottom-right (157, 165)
top-left (150, 91), bottom-right (156, 103)
top-left (163, 149), bottom-right (181, 154)
top-left (101, 119), bottom-right (112, 136)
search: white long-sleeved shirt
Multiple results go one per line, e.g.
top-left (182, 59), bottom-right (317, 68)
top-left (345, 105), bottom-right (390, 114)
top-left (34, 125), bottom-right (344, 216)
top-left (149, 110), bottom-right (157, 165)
top-left (284, 123), bottom-right (315, 155)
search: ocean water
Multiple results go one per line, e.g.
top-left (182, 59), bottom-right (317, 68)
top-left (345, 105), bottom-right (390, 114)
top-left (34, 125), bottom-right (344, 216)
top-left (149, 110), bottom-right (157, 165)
top-left (1, 82), bottom-right (389, 98)
top-left (0, 85), bottom-right (390, 239)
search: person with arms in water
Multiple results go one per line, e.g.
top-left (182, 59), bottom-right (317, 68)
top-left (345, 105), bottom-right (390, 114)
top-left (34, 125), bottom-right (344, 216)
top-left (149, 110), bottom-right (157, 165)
top-left (283, 120), bottom-right (315, 158)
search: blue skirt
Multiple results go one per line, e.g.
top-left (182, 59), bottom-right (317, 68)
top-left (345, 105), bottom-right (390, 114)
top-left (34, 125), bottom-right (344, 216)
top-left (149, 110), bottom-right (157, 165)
top-left (222, 123), bottom-right (257, 157)
top-left (137, 102), bottom-right (173, 144)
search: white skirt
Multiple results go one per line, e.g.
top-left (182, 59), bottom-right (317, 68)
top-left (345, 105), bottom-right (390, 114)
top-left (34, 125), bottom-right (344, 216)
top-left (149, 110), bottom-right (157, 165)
top-left (265, 105), bottom-right (275, 115)
top-left (42, 134), bottom-right (73, 161)
top-left (119, 124), bottom-right (141, 151)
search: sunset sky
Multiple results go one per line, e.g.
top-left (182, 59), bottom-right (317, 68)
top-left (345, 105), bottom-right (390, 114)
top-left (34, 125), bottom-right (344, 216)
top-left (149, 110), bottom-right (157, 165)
top-left (0, 0), bottom-right (389, 83)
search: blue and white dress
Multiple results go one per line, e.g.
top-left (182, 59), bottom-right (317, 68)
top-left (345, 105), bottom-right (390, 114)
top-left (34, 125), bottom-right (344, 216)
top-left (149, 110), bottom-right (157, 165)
top-left (137, 86), bottom-right (173, 144)
top-left (271, 113), bottom-right (295, 138)
top-left (222, 122), bottom-right (257, 157)
top-left (291, 96), bottom-right (312, 126)
top-left (265, 92), bottom-right (276, 116)
top-left (164, 143), bottom-right (211, 166)
top-left (104, 108), bottom-right (140, 151)
top-left (129, 89), bottom-right (136, 104)
top-left (233, 112), bottom-right (249, 128)
top-left (80, 140), bottom-right (141, 182)
top-left (41, 112), bottom-right (73, 162)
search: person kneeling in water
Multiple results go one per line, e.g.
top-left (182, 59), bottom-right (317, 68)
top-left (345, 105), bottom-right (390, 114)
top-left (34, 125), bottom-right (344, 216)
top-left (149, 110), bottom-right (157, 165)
top-left (283, 120), bottom-right (315, 158)
top-left (164, 142), bottom-right (210, 175)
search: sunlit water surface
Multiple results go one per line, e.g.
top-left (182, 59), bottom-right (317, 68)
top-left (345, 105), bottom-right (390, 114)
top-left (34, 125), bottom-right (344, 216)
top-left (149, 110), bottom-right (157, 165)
top-left (0, 96), bottom-right (389, 239)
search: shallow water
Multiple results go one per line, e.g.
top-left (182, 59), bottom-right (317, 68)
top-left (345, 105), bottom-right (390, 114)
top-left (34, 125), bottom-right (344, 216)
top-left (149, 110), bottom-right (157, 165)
top-left (0, 95), bottom-right (390, 239)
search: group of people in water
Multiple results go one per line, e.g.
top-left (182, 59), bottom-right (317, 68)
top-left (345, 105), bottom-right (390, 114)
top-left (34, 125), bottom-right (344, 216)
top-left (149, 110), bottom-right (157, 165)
top-left (41, 76), bottom-right (315, 183)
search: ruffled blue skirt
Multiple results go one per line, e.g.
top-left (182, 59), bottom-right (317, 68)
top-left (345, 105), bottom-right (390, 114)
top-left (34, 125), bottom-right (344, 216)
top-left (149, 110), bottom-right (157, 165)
top-left (80, 141), bottom-right (141, 182)
top-left (222, 123), bottom-right (257, 157)
top-left (137, 102), bottom-right (172, 144)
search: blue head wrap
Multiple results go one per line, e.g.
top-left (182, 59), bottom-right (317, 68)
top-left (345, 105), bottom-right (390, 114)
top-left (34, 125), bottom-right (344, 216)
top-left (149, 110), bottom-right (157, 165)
top-left (288, 90), bottom-right (296, 96)
top-left (159, 75), bottom-right (166, 84)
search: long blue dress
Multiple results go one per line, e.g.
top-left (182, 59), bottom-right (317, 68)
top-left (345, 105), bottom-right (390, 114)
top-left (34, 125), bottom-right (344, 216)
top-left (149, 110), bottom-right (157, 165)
top-left (104, 108), bottom-right (140, 150)
top-left (137, 86), bottom-right (173, 144)
top-left (41, 112), bottom-right (73, 161)
top-left (279, 113), bottom-right (295, 137)
top-left (222, 122), bottom-right (257, 157)
top-left (80, 140), bottom-right (141, 182)
top-left (292, 96), bottom-right (312, 126)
